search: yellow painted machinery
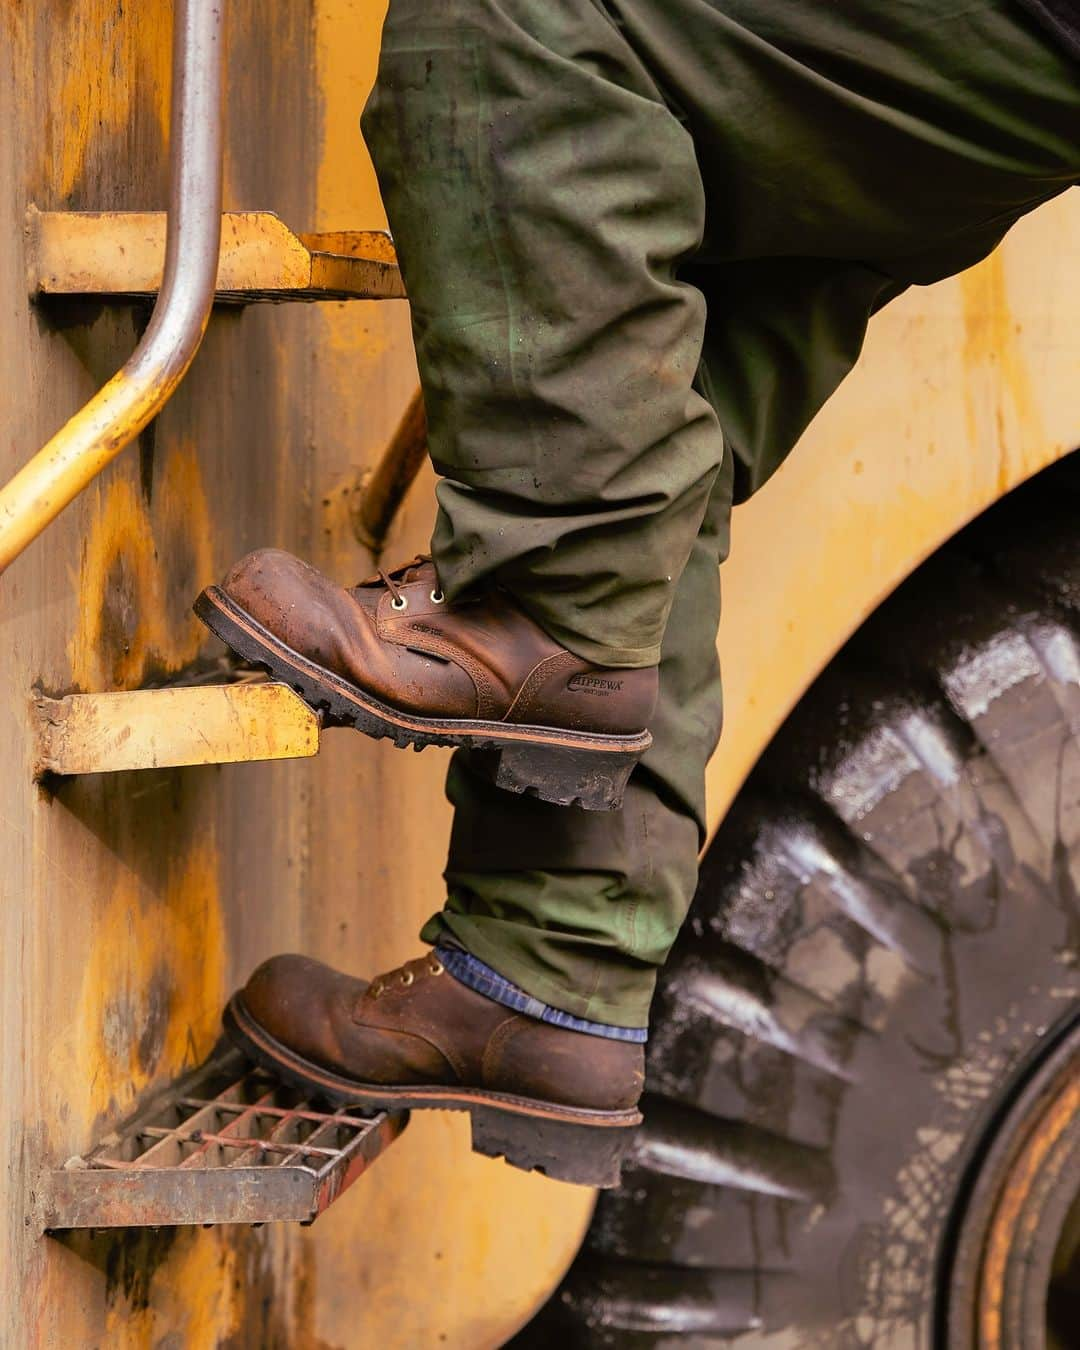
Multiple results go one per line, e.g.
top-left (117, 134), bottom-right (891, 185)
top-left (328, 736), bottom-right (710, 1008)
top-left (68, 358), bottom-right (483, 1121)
top-left (0, 3), bottom-right (1077, 1347)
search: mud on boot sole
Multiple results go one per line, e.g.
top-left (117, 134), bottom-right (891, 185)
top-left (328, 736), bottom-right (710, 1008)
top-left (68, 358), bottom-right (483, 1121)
top-left (468, 1103), bottom-right (635, 1188)
top-left (224, 995), bottom-right (641, 1189)
top-left (195, 586), bottom-right (648, 812)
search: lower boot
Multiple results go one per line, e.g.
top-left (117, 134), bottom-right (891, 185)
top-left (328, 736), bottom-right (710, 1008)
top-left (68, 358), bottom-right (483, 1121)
top-left (225, 951), bottom-right (645, 1188)
top-left (195, 551), bottom-right (655, 810)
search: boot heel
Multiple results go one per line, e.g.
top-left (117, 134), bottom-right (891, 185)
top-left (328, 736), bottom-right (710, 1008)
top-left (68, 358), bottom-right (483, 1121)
top-left (469, 1107), bottom-right (637, 1188)
top-left (489, 739), bottom-right (642, 811)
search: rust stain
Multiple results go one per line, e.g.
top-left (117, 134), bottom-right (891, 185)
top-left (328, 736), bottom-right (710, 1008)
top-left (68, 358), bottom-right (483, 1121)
top-left (69, 476), bottom-right (157, 689)
top-left (102, 1228), bottom-right (180, 1313)
top-left (960, 251), bottom-right (1046, 498)
top-left (68, 442), bottom-right (213, 691)
top-left (150, 441), bottom-right (215, 655)
top-left (40, 6), bottom-right (170, 205)
top-left (61, 837), bottom-right (225, 1123)
top-left (9, 4), bottom-right (335, 1347)
top-left (100, 1229), bottom-right (243, 1347)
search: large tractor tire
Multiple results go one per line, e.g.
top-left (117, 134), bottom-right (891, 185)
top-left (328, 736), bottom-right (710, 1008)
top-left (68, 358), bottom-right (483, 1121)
top-left (515, 455), bottom-right (1080, 1349)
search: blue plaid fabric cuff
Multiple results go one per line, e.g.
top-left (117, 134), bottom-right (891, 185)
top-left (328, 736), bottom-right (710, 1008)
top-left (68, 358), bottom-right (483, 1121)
top-left (436, 945), bottom-right (648, 1044)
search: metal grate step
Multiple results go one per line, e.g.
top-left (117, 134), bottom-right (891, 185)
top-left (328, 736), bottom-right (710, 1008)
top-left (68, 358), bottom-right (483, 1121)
top-left (43, 1047), bottom-right (407, 1230)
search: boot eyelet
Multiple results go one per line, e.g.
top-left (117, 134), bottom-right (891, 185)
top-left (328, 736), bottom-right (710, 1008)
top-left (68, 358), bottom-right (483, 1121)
top-left (430, 589), bottom-right (445, 605)
top-left (429, 959), bottom-right (445, 976)
top-left (390, 596), bottom-right (408, 612)
top-left (370, 983), bottom-right (384, 1000)
top-left (400, 970), bottom-right (414, 986)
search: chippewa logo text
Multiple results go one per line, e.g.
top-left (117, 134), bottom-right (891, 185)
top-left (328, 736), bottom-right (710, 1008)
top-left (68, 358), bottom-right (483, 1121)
top-left (567, 673), bottom-right (624, 696)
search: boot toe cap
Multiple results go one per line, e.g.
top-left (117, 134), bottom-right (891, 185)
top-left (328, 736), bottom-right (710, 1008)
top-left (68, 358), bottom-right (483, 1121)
top-left (241, 952), bottom-right (320, 1021)
top-left (219, 548), bottom-right (318, 630)
top-left (236, 954), bottom-right (366, 1062)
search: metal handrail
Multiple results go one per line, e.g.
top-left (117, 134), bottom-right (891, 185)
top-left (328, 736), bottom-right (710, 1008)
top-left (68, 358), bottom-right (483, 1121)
top-left (0, 0), bottom-right (226, 575)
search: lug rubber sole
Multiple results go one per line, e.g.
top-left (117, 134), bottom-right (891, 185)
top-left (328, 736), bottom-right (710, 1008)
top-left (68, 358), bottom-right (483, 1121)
top-left (224, 995), bottom-right (641, 1188)
top-left (195, 587), bottom-right (648, 811)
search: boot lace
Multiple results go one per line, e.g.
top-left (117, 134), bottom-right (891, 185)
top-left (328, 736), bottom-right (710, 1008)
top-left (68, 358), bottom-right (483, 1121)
top-left (369, 952), bottom-right (445, 1000)
top-left (365, 555), bottom-right (444, 612)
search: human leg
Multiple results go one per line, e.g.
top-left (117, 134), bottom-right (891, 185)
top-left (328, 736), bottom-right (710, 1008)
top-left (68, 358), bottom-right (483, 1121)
top-left (214, 0), bottom-right (1080, 1182)
top-left (605, 0), bottom-right (1080, 493)
top-left (408, 0), bottom-right (1080, 1025)
top-left (426, 453), bottom-right (733, 1027)
top-left (359, 0), bottom-right (722, 667)
top-left (196, 0), bottom-right (720, 813)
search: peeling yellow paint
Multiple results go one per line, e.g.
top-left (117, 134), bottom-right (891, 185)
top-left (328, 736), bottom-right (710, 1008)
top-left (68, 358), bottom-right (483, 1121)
top-left (30, 210), bottom-right (402, 301)
top-left (35, 683), bottom-right (321, 776)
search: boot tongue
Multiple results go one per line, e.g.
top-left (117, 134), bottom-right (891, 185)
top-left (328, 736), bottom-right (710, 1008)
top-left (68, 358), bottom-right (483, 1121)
top-left (353, 555), bottom-right (435, 592)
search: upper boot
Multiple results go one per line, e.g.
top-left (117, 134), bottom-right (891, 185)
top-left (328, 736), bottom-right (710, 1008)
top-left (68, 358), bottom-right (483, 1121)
top-left (195, 550), bottom-right (656, 810)
top-left (226, 951), bottom-right (645, 1187)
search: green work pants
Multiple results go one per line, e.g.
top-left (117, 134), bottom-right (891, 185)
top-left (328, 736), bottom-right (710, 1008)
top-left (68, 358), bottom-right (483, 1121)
top-left (362, 0), bottom-right (1080, 1026)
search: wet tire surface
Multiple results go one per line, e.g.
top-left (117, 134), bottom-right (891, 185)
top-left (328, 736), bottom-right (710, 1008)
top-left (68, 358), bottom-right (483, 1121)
top-left (514, 453), bottom-right (1080, 1349)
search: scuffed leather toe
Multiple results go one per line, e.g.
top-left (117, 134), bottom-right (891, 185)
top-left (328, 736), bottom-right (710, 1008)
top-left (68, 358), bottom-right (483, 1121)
top-left (238, 954), bottom-right (368, 1070)
top-left (218, 548), bottom-right (379, 674)
top-left (232, 950), bottom-right (644, 1110)
top-left (220, 549), bottom-right (321, 634)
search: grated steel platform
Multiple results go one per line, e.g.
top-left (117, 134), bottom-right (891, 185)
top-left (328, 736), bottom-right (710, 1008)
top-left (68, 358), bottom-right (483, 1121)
top-left (43, 1047), bottom-right (407, 1230)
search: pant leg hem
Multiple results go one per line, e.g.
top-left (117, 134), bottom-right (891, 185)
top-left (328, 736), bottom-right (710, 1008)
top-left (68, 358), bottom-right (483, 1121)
top-left (423, 913), bottom-right (653, 1029)
top-left (503, 594), bottom-right (662, 669)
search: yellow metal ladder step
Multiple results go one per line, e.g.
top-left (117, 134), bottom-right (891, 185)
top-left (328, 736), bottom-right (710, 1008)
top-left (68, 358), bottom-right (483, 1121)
top-left (27, 208), bottom-right (404, 304)
top-left (33, 677), bottom-right (321, 777)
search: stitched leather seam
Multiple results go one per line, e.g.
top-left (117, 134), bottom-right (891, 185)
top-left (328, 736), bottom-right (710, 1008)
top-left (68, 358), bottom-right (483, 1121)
top-left (352, 1016), bottom-right (469, 1082)
top-left (503, 649), bottom-right (582, 724)
top-left (426, 1029), bottom-right (470, 1083)
top-left (371, 590), bottom-right (502, 718)
top-left (402, 625), bottom-right (502, 719)
top-left (481, 1014), bottom-right (524, 1085)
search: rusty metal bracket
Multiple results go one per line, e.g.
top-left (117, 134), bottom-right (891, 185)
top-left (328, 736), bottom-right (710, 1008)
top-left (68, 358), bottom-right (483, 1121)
top-left (29, 210), bottom-right (405, 304)
top-left (41, 1048), bottom-right (407, 1230)
top-left (351, 385), bottom-right (428, 557)
top-left (33, 679), bottom-right (320, 777)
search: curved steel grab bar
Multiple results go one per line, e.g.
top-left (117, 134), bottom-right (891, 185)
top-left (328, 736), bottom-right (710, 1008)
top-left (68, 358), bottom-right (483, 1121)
top-left (0, 0), bottom-right (226, 575)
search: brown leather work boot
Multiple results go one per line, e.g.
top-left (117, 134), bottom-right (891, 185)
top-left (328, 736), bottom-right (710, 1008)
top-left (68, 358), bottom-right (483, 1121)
top-left (224, 951), bottom-right (644, 1187)
top-left (195, 551), bottom-right (655, 810)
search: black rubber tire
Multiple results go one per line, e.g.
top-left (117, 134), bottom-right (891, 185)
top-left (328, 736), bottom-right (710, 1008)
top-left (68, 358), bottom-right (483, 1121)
top-left (513, 452), bottom-right (1080, 1348)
